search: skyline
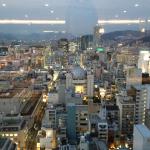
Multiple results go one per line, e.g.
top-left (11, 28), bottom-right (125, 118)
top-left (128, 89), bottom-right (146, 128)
top-left (1, 1), bottom-right (150, 149)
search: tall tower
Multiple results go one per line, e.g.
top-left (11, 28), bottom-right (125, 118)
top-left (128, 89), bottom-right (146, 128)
top-left (87, 71), bottom-right (94, 97)
top-left (66, 103), bottom-right (76, 143)
top-left (66, 73), bottom-right (72, 89)
top-left (93, 25), bottom-right (105, 49)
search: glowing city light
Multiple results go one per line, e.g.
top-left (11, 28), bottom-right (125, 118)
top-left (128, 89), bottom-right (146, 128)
top-left (43, 94), bottom-right (48, 103)
top-left (20, 68), bottom-right (24, 73)
top-left (99, 28), bottom-right (105, 34)
top-left (0, 19), bottom-right (66, 25)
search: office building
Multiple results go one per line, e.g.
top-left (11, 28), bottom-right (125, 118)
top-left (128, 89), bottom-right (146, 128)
top-left (66, 104), bottom-right (89, 143)
top-left (116, 91), bottom-right (135, 136)
top-left (66, 103), bottom-right (76, 143)
top-left (66, 65), bottom-right (94, 97)
top-left (138, 50), bottom-right (150, 74)
top-left (126, 66), bottom-right (142, 89)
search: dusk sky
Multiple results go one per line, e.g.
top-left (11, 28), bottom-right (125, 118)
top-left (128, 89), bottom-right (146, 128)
top-left (0, 0), bottom-right (150, 34)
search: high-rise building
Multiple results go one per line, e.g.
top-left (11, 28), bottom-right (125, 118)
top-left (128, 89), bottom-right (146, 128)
top-left (128, 86), bottom-right (147, 124)
top-left (80, 35), bottom-right (93, 51)
top-left (116, 48), bottom-right (139, 66)
top-left (134, 87), bottom-right (145, 124)
top-left (138, 50), bottom-right (150, 74)
top-left (58, 38), bottom-right (69, 52)
top-left (79, 136), bottom-right (89, 150)
top-left (116, 91), bottom-right (135, 136)
top-left (44, 46), bottom-right (52, 69)
top-left (98, 121), bottom-right (108, 142)
top-left (66, 103), bottom-right (77, 143)
top-left (135, 86), bottom-right (148, 124)
top-left (57, 38), bottom-right (69, 67)
top-left (66, 104), bottom-right (89, 143)
top-left (133, 124), bottom-right (150, 150)
top-left (0, 47), bottom-right (11, 69)
top-left (126, 66), bottom-right (142, 89)
top-left (0, 47), bottom-right (8, 56)
top-left (89, 113), bottom-right (108, 143)
top-left (145, 109), bottom-right (150, 130)
top-left (66, 65), bottom-right (94, 97)
top-left (93, 25), bottom-right (104, 49)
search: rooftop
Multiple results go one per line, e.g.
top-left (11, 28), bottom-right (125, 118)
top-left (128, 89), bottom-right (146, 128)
top-left (0, 119), bottom-right (26, 132)
top-left (89, 114), bottom-right (106, 124)
top-left (70, 65), bottom-right (87, 80)
top-left (116, 93), bottom-right (135, 104)
top-left (0, 88), bottom-right (23, 98)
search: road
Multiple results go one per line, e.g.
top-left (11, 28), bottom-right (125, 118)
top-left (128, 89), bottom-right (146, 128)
top-left (26, 101), bottom-right (46, 150)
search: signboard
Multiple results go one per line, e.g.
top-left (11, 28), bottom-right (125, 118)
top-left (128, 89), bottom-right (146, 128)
top-left (96, 47), bottom-right (105, 52)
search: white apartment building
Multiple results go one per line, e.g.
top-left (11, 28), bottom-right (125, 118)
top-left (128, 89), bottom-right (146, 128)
top-left (133, 124), bottom-right (150, 150)
top-left (138, 50), bottom-right (150, 74)
top-left (116, 91), bottom-right (135, 135)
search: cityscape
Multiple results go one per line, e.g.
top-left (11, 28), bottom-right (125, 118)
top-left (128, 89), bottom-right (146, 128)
top-left (0, 0), bottom-right (150, 150)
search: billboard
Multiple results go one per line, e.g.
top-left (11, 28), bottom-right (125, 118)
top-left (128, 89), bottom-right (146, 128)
top-left (96, 47), bottom-right (105, 52)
